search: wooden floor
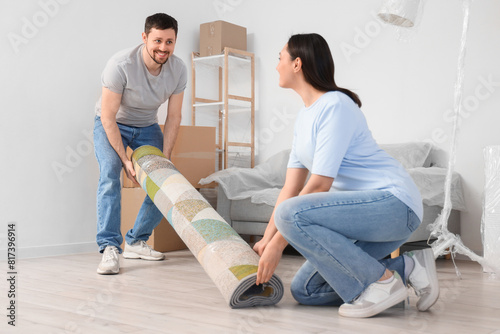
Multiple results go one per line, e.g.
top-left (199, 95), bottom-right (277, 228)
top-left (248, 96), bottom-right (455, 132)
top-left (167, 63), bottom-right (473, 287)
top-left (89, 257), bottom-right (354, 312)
top-left (2, 251), bottom-right (500, 334)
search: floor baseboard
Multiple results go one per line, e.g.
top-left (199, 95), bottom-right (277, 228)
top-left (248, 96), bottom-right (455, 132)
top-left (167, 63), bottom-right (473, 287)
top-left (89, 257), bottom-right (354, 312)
top-left (5, 242), bottom-right (99, 259)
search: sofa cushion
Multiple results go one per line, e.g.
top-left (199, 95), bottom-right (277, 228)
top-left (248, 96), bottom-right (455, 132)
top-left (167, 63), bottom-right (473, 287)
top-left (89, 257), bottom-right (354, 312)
top-left (200, 150), bottom-right (290, 201)
top-left (230, 198), bottom-right (274, 222)
top-left (380, 142), bottom-right (432, 169)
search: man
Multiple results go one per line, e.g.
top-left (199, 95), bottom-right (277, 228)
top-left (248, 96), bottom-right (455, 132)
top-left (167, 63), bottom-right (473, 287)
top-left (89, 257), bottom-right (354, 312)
top-left (93, 13), bottom-right (187, 274)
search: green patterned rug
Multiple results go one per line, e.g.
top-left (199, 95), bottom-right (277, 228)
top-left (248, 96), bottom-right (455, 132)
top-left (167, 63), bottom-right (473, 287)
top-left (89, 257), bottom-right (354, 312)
top-left (132, 145), bottom-right (284, 308)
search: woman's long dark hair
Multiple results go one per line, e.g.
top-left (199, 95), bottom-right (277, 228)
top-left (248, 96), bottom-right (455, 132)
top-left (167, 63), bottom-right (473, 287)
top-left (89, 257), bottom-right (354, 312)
top-left (287, 33), bottom-right (362, 107)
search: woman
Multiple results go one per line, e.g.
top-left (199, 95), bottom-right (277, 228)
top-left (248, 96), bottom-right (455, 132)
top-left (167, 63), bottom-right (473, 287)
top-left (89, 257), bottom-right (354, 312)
top-left (253, 33), bottom-right (439, 318)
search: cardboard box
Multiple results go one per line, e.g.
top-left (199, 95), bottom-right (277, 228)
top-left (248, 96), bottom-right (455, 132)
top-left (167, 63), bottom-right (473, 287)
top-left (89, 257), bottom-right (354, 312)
top-left (123, 125), bottom-right (216, 188)
top-left (170, 126), bottom-right (216, 187)
top-left (199, 20), bottom-right (247, 56)
top-left (121, 187), bottom-right (186, 252)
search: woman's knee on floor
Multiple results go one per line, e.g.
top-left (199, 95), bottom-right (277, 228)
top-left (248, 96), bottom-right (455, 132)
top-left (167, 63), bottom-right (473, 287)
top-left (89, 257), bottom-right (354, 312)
top-left (291, 272), bottom-right (315, 304)
top-left (290, 269), bottom-right (341, 306)
top-left (290, 281), bottom-right (341, 306)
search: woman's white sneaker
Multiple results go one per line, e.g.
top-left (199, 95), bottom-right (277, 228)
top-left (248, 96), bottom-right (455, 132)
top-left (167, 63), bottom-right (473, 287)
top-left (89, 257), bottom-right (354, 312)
top-left (339, 272), bottom-right (408, 318)
top-left (405, 248), bottom-right (440, 311)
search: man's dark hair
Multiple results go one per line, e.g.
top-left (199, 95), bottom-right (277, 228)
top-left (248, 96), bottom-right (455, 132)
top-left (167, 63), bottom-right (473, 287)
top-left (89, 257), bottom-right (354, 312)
top-left (145, 13), bottom-right (178, 36)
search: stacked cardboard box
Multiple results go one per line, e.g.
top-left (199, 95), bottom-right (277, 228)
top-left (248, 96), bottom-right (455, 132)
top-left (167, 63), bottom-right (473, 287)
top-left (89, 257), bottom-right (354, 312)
top-left (199, 20), bottom-right (247, 56)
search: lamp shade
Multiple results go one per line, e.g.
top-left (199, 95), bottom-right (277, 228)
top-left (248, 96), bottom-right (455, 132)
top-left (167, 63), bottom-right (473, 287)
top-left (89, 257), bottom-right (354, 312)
top-left (378, 0), bottom-right (421, 27)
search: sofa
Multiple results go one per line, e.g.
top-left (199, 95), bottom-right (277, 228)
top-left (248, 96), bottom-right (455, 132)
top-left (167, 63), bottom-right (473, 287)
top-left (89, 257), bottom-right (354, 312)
top-left (200, 142), bottom-right (466, 244)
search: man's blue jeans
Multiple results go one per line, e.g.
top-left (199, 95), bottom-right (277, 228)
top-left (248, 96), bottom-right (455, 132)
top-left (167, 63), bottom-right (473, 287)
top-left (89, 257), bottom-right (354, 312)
top-left (274, 190), bottom-right (421, 305)
top-left (93, 116), bottom-right (164, 253)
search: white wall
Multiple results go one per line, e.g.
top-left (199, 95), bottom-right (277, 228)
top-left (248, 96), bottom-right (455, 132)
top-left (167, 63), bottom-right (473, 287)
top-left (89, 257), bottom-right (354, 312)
top-left (2, 0), bottom-right (499, 258)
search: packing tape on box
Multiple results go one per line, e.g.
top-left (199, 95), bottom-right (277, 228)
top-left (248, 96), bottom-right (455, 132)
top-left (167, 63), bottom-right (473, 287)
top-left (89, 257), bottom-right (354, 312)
top-left (132, 145), bottom-right (284, 308)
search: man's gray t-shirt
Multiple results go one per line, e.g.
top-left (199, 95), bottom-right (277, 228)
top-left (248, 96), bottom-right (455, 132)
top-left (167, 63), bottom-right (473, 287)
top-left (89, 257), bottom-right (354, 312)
top-left (95, 44), bottom-right (187, 127)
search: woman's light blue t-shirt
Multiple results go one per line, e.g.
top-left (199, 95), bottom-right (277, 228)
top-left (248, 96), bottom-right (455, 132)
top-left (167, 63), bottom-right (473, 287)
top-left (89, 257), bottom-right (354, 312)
top-left (287, 91), bottom-right (423, 221)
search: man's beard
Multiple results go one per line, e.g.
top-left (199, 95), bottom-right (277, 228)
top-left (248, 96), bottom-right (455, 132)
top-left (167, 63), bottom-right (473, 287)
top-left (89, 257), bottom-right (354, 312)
top-left (147, 47), bottom-right (169, 65)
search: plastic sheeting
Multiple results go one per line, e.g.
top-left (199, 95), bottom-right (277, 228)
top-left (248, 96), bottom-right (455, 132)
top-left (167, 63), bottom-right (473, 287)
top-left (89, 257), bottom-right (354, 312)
top-left (377, 0), bottom-right (425, 41)
top-left (200, 148), bottom-right (467, 211)
top-left (408, 167), bottom-right (466, 211)
top-left (427, 0), bottom-right (470, 259)
top-left (132, 145), bottom-right (284, 308)
top-left (200, 149), bottom-right (290, 206)
top-left (481, 146), bottom-right (500, 273)
top-left (380, 142), bottom-right (433, 169)
top-left (378, 0), bottom-right (421, 27)
top-left (427, 0), bottom-right (499, 276)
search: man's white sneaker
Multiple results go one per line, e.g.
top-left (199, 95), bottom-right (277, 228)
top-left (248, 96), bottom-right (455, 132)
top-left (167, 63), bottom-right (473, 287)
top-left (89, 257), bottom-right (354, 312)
top-left (339, 272), bottom-right (408, 318)
top-left (97, 246), bottom-right (119, 275)
top-left (406, 248), bottom-right (440, 311)
top-left (123, 240), bottom-right (165, 261)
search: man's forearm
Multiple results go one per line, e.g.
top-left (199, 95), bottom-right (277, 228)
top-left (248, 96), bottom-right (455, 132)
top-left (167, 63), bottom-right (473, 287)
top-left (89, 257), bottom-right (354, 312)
top-left (100, 87), bottom-right (127, 163)
top-left (163, 114), bottom-right (181, 160)
top-left (163, 92), bottom-right (184, 160)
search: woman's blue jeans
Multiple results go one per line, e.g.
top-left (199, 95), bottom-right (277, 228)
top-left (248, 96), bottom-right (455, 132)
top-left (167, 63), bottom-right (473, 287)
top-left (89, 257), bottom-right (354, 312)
top-left (93, 117), bottom-right (164, 253)
top-left (274, 190), bottom-right (421, 305)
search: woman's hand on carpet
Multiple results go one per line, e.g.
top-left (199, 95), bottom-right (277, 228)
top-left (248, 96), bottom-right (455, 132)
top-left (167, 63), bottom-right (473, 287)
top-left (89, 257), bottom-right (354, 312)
top-left (253, 239), bottom-right (269, 256)
top-left (256, 243), bottom-right (282, 285)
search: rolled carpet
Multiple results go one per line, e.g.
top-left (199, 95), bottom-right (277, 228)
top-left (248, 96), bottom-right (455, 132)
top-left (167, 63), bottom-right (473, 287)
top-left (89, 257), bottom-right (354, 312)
top-left (132, 145), bottom-right (284, 308)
